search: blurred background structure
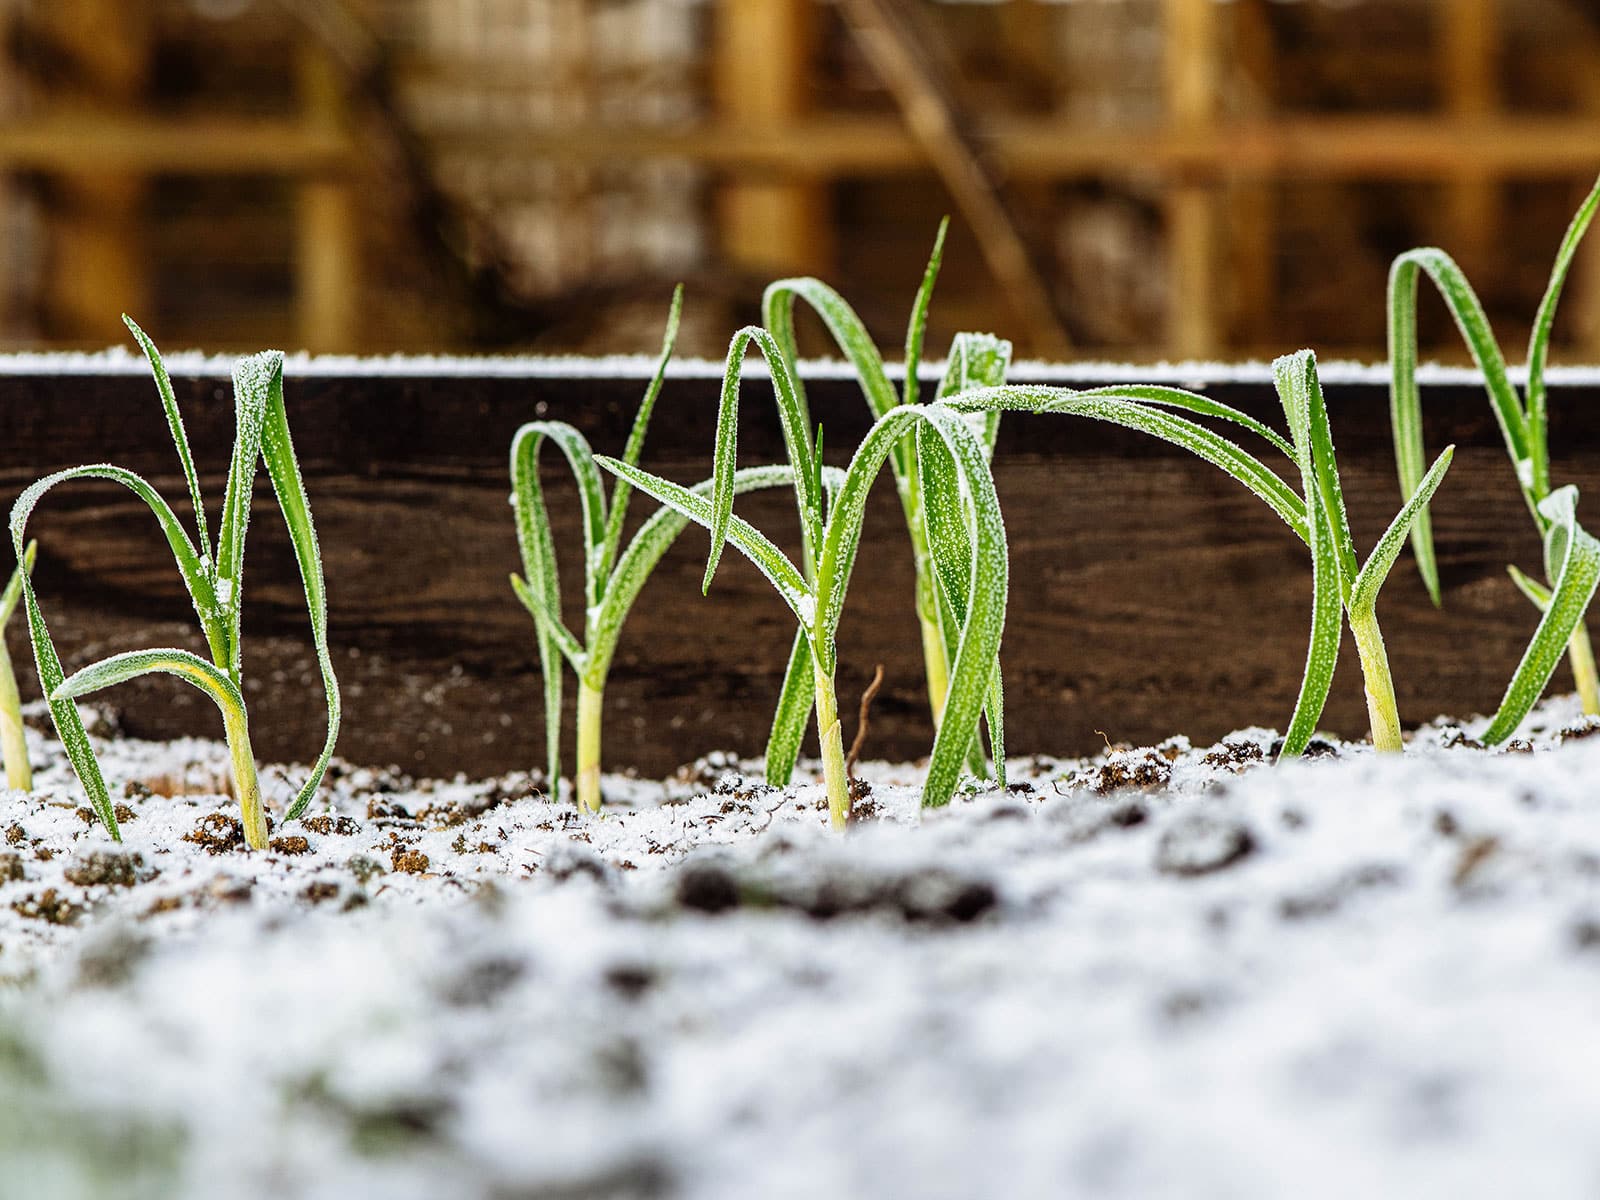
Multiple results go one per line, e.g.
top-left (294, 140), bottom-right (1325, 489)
top-left (4, 0), bottom-right (1600, 361)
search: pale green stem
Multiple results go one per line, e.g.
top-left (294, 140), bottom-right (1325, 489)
top-left (577, 678), bottom-right (603, 814)
top-left (223, 704), bottom-right (268, 850)
top-left (813, 656), bottom-right (849, 830)
top-left (1349, 608), bottom-right (1404, 753)
top-left (919, 610), bottom-right (950, 729)
top-left (1568, 624), bottom-right (1600, 716)
top-left (0, 638), bottom-right (29, 792)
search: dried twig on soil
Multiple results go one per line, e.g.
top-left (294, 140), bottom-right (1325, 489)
top-left (845, 665), bottom-right (887, 782)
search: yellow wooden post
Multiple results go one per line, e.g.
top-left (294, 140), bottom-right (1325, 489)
top-left (295, 44), bottom-right (359, 353)
top-left (714, 0), bottom-right (831, 277)
top-left (1441, 0), bottom-right (1498, 279)
top-left (1163, 0), bottom-right (1218, 360)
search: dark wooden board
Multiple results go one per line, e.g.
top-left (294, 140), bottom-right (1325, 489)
top-left (0, 360), bottom-right (1590, 777)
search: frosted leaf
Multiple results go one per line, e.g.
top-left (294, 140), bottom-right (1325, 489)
top-left (216, 578), bottom-right (235, 608)
top-left (793, 592), bottom-right (816, 629)
top-left (1515, 456), bottom-right (1535, 490)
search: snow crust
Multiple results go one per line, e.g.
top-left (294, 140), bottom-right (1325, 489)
top-left (4, 703), bottom-right (1600, 1198)
top-left (0, 346), bottom-right (1590, 389)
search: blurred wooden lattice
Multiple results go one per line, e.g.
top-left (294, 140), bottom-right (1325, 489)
top-left (379, 0), bottom-right (706, 298)
top-left (1, 0), bottom-right (1600, 359)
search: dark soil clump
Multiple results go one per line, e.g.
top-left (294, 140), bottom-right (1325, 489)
top-left (63, 850), bottom-right (157, 889)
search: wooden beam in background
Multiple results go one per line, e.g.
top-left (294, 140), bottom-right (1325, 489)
top-left (836, 0), bottom-right (1071, 355)
top-left (0, 117), bottom-right (352, 174)
top-left (423, 116), bottom-right (1600, 180)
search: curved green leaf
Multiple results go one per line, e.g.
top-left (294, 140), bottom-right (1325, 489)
top-left (902, 218), bottom-right (949, 408)
top-left (511, 573), bottom-right (586, 670)
top-left (124, 316), bottom-right (213, 563)
top-left (54, 647), bottom-right (245, 717)
top-left (816, 405), bottom-right (1008, 809)
top-left (1349, 446), bottom-right (1455, 616)
top-left (1069, 383), bottom-right (1295, 460)
top-left (763, 276), bottom-right (899, 425)
top-left (257, 361), bottom-right (342, 821)
top-left (510, 419), bottom-right (605, 787)
top-left (1389, 247), bottom-right (1529, 604)
top-left (1276, 350), bottom-right (1359, 597)
top-left (937, 331), bottom-right (1012, 458)
top-left (1481, 488), bottom-right (1600, 744)
top-left (1507, 563), bottom-right (1553, 610)
top-left (1526, 176), bottom-right (1600, 499)
top-left (764, 628), bottom-right (816, 788)
top-left (599, 284), bottom-right (683, 578)
top-left (8, 463), bottom-right (236, 839)
top-left (591, 465), bottom-right (833, 680)
top-left (951, 386), bottom-right (1308, 540)
top-left (703, 327), bottom-right (822, 594)
top-left (595, 457), bottom-right (813, 627)
top-left (1273, 353), bottom-right (1346, 758)
top-left (217, 350), bottom-right (280, 679)
top-left (0, 541), bottom-right (36, 629)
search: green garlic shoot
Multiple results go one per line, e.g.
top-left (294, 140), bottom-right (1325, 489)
top-left (1389, 174), bottom-right (1600, 738)
top-left (760, 220), bottom-right (1009, 781)
top-left (0, 540), bottom-right (37, 791)
top-left (598, 388), bottom-right (1008, 828)
top-left (9, 319), bottom-right (340, 849)
top-left (948, 348), bottom-right (1453, 755)
top-left (510, 287), bottom-right (833, 813)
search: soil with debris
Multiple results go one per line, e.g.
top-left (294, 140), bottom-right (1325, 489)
top-left (4, 700), bottom-right (1600, 1199)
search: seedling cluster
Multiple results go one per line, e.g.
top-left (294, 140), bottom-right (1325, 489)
top-left (7, 180), bottom-right (1600, 842)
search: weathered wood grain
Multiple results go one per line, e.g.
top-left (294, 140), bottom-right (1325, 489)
top-left (0, 364), bottom-right (1592, 777)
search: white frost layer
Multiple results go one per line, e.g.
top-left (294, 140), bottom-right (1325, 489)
top-left (0, 346), bottom-right (1586, 388)
top-left (4, 703), bottom-right (1600, 1198)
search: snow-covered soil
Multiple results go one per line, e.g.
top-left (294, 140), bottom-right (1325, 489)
top-left (4, 700), bottom-right (1600, 1200)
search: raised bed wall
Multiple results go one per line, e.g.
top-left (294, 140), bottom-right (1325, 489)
top-left (0, 357), bottom-right (1587, 777)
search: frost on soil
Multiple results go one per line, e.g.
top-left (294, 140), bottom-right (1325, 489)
top-left (4, 701), bottom-right (1600, 1198)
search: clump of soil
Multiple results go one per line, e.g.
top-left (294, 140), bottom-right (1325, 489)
top-left (301, 814), bottom-right (361, 837)
top-left (182, 813), bottom-right (248, 855)
top-left (270, 836), bottom-right (311, 857)
top-left (1092, 749), bottom-right (1172, 794)
top-left (10, 889), bottom-right (85, 926)
top-left (1202, 740), bottom-right (1265, 771)
top-left (390, 848), bottom-right (430, 875)
top-left (1155, 812), bottom-right (1256, 876)
top-left (672, 856), bottom-right (998, 925)
top-left (62, 850), bottom-right (157, 889)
